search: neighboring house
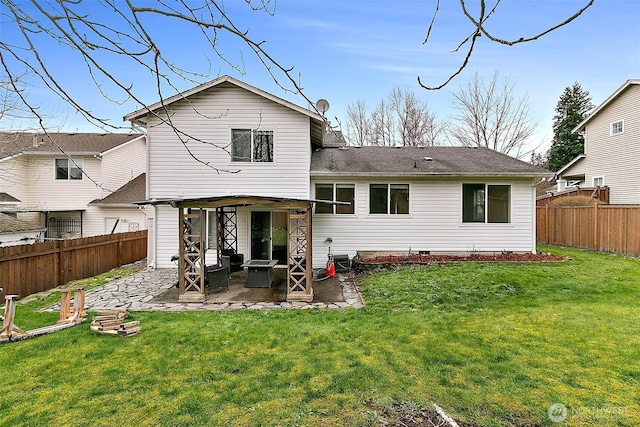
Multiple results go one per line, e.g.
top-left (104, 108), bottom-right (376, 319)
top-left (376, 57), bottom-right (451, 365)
top-left (0, 212), bottom-right (46, 247)
top-left (124, 75), bottom-right (551, 302)
top-left (0, 132), bottom-right (149, 239)
top-left (556, 79), bottom-right (640, 204)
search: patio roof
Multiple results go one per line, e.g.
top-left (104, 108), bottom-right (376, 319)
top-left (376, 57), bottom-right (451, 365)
top-left (140, 194), bottom-right (345, 209)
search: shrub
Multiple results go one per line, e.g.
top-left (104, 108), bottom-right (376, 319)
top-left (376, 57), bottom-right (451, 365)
top-left (549, 195), bottom-right (600, 206)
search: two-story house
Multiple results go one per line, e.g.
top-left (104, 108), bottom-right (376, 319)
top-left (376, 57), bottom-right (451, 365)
top-left (124, 75), bottom-right (551, 302)
top-left (556, 79), bottom-right (640, 204)
top-left (0, 132), bottom-right (148, 238)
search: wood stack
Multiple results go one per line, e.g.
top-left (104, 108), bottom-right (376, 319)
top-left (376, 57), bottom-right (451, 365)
top-left (90, 309), bottom-right (140, 336)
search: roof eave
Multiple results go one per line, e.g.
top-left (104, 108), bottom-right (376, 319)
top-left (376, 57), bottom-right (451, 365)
top-left (310, 171), bottom-right (554, 178)
top-left (572, 79), bottom-right (640, 133)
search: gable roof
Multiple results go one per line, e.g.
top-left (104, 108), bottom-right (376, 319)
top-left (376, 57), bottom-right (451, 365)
top-left (124, 75), bottom-right (325, 124)
top-left (555, 154), bottom-right (586, 177)
top-left (90, 173), bottom-right (146, 206)
top-left (0, 213), bottom-right (46, 234)
top-left (0, 192), bottom-right (20, 203)
top-left (310, 146), bottom-right (552, 177)
top-left (572, 79), bottom-right (640, 132)
top-left (0, 132), bottom-right (144, 160)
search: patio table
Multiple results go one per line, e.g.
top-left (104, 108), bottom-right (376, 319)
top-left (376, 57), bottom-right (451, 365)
top-left (241, 259), bottom-right (278, 288)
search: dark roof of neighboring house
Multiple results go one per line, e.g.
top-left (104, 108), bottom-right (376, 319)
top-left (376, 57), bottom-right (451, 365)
top-left (90, 173), bottom-right (146, 206)
top-left (310, 146), bottom-right (553, 177)
top-left (0, 132), bottom-right (144, 160)
top-left (0, 192), bottom-right (20, 203)
top-left (0, 213), bottom-right (46, 234)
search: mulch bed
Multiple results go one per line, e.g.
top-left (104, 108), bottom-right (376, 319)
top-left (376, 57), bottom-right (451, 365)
top-left (355, 252), bottom-right (566, 267)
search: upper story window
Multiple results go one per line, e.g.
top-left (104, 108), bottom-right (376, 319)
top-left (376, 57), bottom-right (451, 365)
top-left (315, 183), bottom-right (355, 214)
top-left (55, 158), bottom-right (83, 180)
top-left (369, 184), bottom-right (409, 215)
top-left (611, 120), bottom-right (624, 135)
top-left (462, 183), bottom-right (510, 223)
top-left (231, 129), bottom-right (274, 162)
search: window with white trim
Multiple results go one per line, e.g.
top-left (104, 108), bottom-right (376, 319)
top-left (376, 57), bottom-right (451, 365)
top-left (462, 184), bottom-right (510, 223)
top-left (315, 183), bottom-right (355, 214)
top-left (611, 120), bottom-right (624, 135)
top-left (55, 158), bottom-right (83, 180)
top-left (369, 184), bottom-right (409, 214)
top-left (592, 176), bottom-right (605, 187)
top-left (231, 129), bottom-right (274, 162)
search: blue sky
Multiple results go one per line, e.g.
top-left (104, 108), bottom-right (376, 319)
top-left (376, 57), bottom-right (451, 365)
top-left (2, 0), bottom-right (639, 154)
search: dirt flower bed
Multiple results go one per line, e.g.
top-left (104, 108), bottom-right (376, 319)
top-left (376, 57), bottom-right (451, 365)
top-left (354, 252), bottom-right (566, 268)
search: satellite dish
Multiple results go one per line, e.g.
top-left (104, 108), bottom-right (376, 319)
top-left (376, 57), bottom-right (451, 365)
top-left (316, 99), bottom-right (330, 116)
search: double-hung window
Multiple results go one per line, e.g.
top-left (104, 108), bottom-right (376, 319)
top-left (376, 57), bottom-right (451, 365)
top-left (231, 129), bottom-right (274, 162)
top-left (55, 158), bottom-right (83, 180)
top-left (462, 184), bottom-right (510, 223)
top-left (315, 183), bottom-right (355, 214)
top-left (369, 184), bottom-right (409, 214)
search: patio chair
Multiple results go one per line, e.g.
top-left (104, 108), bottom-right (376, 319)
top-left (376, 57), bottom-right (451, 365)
top-left (221, 249), bottom-right (244, 273)
top-left (206, 264), bottom-right (229, 293)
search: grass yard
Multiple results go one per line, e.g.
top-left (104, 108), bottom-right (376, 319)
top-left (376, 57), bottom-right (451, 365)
top-left (0, 245), bottom-right (638, 426)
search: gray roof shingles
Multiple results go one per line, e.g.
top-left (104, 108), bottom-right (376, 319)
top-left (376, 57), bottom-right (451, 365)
top-left (0, 213), bottom-right (45, 234)
top-left (91, 173), bottom-right (146, 206)
top-left (310, 146), bottom-right (552, 177)
top-left (0, 132), bottom-right (143, 160)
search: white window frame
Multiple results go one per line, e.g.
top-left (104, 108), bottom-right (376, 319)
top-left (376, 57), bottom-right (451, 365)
top-left (610, 120), bottom-right (624, 136)
top-left (592, 176), bottom-right (605, 187)
top-left (314, 183), bottom-right (356, 215)
top-left (368, 183), bottom-right (410, 215)
top-left (55, 157), bottom-right (83, 180)
top-left (461, 183), bottom-right (512, 224)
top-left (230, 128), bottom-right (275, 163)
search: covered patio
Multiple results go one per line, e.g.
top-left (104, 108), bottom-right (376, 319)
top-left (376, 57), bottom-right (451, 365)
top-left (154, 195), bottom-right (318, 303)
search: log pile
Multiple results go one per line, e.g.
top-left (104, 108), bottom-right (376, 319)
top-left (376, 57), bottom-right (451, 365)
top-left (90, 309), bottom-right (141, 336)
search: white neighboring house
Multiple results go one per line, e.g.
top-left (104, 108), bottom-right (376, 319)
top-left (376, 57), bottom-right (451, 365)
top-left (556, 79), bottom-right (640, 204)
top-left (124, 75), bottom-right (552, 277)
top-left (0, 132), bottom-right (149, 239)
top-left (0, 212), bottom-right (46, 246)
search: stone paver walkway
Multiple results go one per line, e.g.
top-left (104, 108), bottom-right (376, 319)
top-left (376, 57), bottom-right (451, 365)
top-left (44, 268), bottom-right (364, 312)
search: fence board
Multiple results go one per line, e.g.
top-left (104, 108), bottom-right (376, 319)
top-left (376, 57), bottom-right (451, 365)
top-left (537, 205), bottom-right (640, 257)
top-left (0, 231), bottom-right (147, 300)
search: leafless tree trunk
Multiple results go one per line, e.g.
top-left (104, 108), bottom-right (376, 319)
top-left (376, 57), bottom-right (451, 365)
top-left (345, 100), bottom-right (370, 146)
top-left (448, 72), bottom-right (535, 158)
top-left (390, 87), bottom-right (442, 146)
top-left (370, 99), bottom-right (395, 146)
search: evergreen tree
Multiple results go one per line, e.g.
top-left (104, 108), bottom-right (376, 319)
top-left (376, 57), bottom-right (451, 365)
top-left (547, 83), bottom-right (594, 171)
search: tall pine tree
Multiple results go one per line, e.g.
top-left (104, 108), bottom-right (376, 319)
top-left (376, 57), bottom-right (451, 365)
top-left (547, 83), bottom-right (594, 171)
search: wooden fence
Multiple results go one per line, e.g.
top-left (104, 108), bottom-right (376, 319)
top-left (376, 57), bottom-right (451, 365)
top-left (0, 230), bottom-right (147, 300)
top-left (537, 205), bottom-right (640, 257)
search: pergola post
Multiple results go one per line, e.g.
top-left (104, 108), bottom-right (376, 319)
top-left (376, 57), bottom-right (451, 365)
top-left (178, 208), bottom-right (206, 302)
top-left (287, 207), bottom-right (313, 302)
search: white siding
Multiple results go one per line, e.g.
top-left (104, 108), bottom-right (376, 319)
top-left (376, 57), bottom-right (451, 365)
top-left (155, 205), bottom-right (179, 268)
top-left (561, 84), bottom-right (640, 204)
top-left (83, 206), bottom-right (149, 237)
top-left (23, 155), bottom-right (103, 210)
top-left (100, 136), bottom-right (146, 197)
top-left (146, 84), bottom-right (311, 200)
top-left (310, 177), bottom-right (536, 268)
top-left (0, 155), bottom-right (28, 202)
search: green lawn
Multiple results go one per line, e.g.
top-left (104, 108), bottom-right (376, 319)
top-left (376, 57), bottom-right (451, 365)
top-left (1, 246), bottom-right (638, 426)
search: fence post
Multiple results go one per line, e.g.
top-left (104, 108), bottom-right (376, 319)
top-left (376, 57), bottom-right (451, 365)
top-left (593, 203), bottom-right (599, 251)
top-left (545, 204), bottom-right (550, 244)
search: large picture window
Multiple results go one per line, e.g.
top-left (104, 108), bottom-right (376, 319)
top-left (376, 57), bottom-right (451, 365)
top-left (231, 129), bottom-right (274, 162)
top-left (369, 184), bottom-right (409, 214)
top-left (462, 184), bottom-right (510, 223)
top-left (315, 183), bottom-right (355, 214)
top-left (55, 158), bottom-right (83, 180)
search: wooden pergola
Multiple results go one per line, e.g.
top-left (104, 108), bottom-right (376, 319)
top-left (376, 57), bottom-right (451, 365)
top-left (168, 195), bottom-right (314, 303)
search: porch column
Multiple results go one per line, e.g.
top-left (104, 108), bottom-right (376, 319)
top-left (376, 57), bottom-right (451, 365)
top-left (287, 207), bottom-right (313, 302)
top-left (178, 208), bottom-right (206, 302)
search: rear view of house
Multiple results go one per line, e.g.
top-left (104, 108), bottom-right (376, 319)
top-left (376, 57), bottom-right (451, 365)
top-left (125, 75), bottom-right (552, 303)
